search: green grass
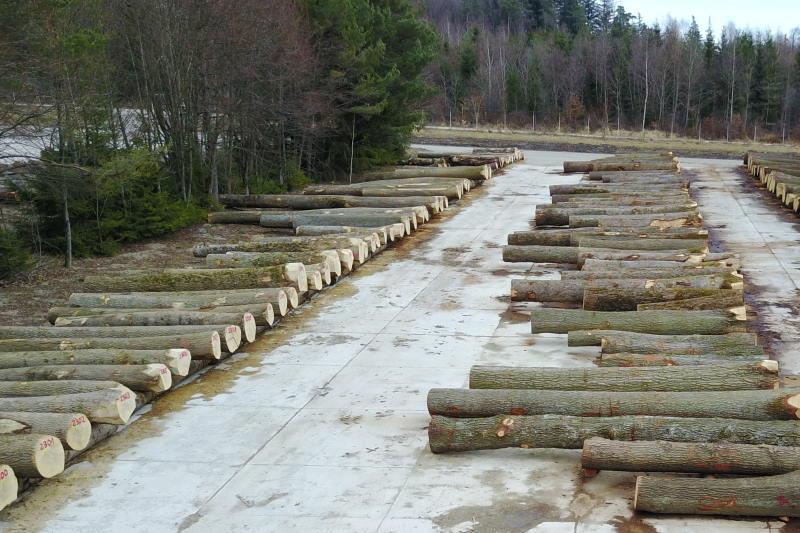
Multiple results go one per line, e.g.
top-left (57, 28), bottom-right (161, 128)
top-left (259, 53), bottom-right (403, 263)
top-left (414, 126), bottom-right (800, 158)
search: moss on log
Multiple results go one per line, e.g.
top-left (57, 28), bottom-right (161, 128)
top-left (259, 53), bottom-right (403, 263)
top-left (83, 264), bottom-right (307, 293)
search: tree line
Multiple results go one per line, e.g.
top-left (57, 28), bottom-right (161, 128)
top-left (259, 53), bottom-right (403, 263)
top-left (423, 0), bottom-right (800, 141)
top-left (0, 0), bottom-right (436, 272)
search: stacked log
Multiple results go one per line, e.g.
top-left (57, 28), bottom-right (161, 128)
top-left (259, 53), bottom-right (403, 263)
top-left (743, 151), bottom-right (800, 214)
top-left (0, 148), bottom-right (523, 506)
top-left (426, 151), bottom-right (800, 520)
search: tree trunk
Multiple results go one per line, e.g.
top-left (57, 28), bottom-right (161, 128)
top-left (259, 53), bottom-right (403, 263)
top-left (205, 251), bottom-right (340, 276)
top-left (206, 211), bottom-right (262, 224)
top-left (573, 237), bottom-right (707, 252)
top-left (0, 386), bottom-right (135, 425)
top-left (511, 276), bottom-right (733, 304)
top-left (569, 212), bottom-right (702, 229)
top-left (0, 412), bottom-right (92, 451)
top-left (583, 437), bottom-right (800, 476)
top-left (82, 264), bottom-right (308, 294)
top-left (637, 293), bottom-right (744, 311)
top-left (583, 288), bottom-right (742, 311)
top-left (502, 245), bottom-right (701, 265)
top-left (428, 414), bottom-right (800, 453)
top-left (563, 161), bottom-right (677, 173)
top-left (566, 331), bottom-right (762, 356)
top-left (535, 205), bottom-right (696, 226)
top-left (530, 309), bottom-right (747, 335)
top-left (0, 434), bottom-right (64, 478)
top-left (54, 311), bottom-right (259, 343)
top-left (0, 364), bottom-right (172, 393)
top-left (561, 268), bottom-right (738, 282)
top-left (379, 165), bottom-right (491, 180)
top-left (192, 237), bottom-right (369, 264)
top-left (427, 388), bottom-right (800, 420)
top-left (468, 361), bottom-right (777, 392)
top-left (0, 330), bottom-right (227, 360)
top-left (507, 227), bottom-right (707, 246)
top-left (581, 258), bottom-right (741, 274)
top-left (70, 288), bottom-right (293, 316)
top-left (596, 353), bottom-right (765, 367)
top-left (218, 194), bottom-right (444, 213)
top-left (260, 212), bottom-right (413, 234)
top-left (0, 348), bottom-right (190, 376)
top-left (633, 469), bottom-right (800, 517)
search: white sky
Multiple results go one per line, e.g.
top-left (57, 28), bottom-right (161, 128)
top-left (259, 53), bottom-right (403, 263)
top-left (618, 0), bottom-right (800, 36)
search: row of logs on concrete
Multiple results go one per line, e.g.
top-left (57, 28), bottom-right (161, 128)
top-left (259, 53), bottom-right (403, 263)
top-left (744, 151), bottom-right (800, 213)
top-left (426, 152), bottom-right (800, 519)
top-left (0, 147), bottom-right (523, 509)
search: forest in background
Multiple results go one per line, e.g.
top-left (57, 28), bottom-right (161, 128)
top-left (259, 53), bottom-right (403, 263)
top-left (423, 0), bottom-right (800, 142)
top-left (0, 0), bottom-right (799, 277)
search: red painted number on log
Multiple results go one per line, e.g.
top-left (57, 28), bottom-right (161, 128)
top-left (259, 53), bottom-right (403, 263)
top-left (160, 367), bottom-right (169, 374)
top-left (0, 469), bottom-right (7, 480)
top-left (181, 350), bottom-right (190, 358)
top-left (71, 415), bottom-right (87, 426)
top-left (226, 326), bottom-right (236, 333)
top-left (119, 392), bottom-right (131, 401)
top-left (39, 437), bottom-right (55, 450)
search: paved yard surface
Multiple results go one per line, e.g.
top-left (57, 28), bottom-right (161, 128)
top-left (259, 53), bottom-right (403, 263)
top-left (1, 150), bottom-right (795, 532)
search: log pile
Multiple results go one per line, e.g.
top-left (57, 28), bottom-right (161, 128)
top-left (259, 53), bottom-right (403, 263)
top-left (743, 151), bottom-right (800, 214)
top-left (427, 152), bottom-right (800, 519)
top-left (0, 146), bottom-right (521, 509)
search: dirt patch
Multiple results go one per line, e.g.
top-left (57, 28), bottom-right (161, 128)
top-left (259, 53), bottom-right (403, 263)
top-left (0, 222), bottom-right (294, 326)
top-left (610, 515), bottom-right (658, 533)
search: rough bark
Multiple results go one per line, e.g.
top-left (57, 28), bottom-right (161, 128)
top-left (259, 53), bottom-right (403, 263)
top-left (82, 264), bottom-right (308, 294)
top-left (637, 293), bottom-right (744, 311)
top-left (53, 310), bottom-right (259, 342)
top-left (387, 165), bottom-right (491, 180)
top-left (560, 267), bottom-right (738, 281)
top-left (0, 412), bottom-right (92, 451)
top-left (0, 364), bottom-right (173, 393)
top-left (566, 331), bottom-right (763, 356)
top-left (469, 361), bottom-right (778, 392)
top-left (50, 304), bottom-right (274, 328)
top-left (427, 388), bottom-right (800, 419)
top-left (583, 288), bottom-right (742, 311)
top-left (506, 227), bottom-right (707, 246)
top-left (633, 469), bottom-right (800, 517)
top-left (0, 434), bottom-right (64, 478)
top-left (574, 237), bottom-right (707, 252)
top-left (428, 414), bottom-right (800, 453)
top-left (530, 308), bottom-right (747, 335)
top-left (511, 276), bottom-right (733, 304)
top-left (535, 205), bottom-right (696, 226)
top-left (0, 380), bottom-right (123, 396)
top-left (205, 251), bottom-right (341, 276)
top-left (192, 237), bottom-right (368, 264)
top-left (69, 288), bottom-right (292, 316)
top-left (563, 160), bottom-right (678, 173)
top-left (206, 211), bottom-right (261, 224)
top-left (260, 212), bottom-right (412, 234)
top-left (596, 353), bottom-right (766, 367)
top-left (218, 193), bottom-right (443, 213)
top-left (0, 329), bottom-right (228, 359)
top-left (583, 437), bottom-right (800, 476)
top-left (502, 245), bottom-right (700, 265)
top-left (0, 348), bottom-right (191, 376)
top-left (0, 386), bottom-right (135, 425)
top-left (569, 212), bottom-right (702, 229)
